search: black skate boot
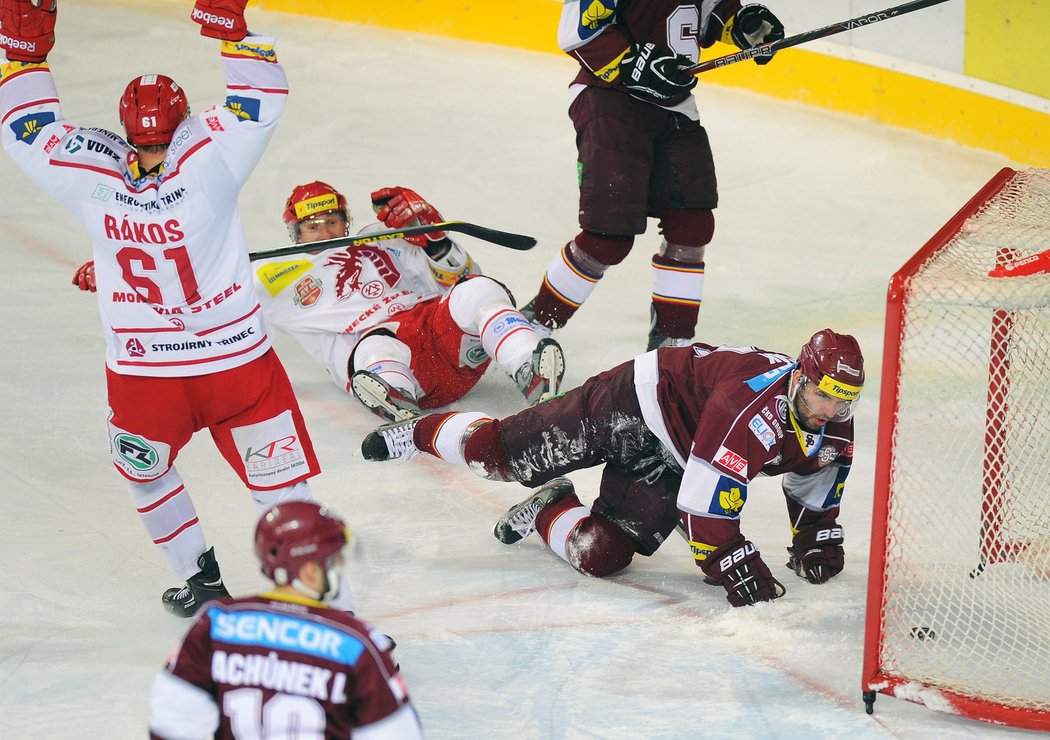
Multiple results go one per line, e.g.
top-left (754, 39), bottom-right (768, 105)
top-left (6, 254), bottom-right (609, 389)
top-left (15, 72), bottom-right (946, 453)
top-left (161, 547), bottom-right (230, 618)
top-left (360, 416), bottom-right (422, 462)
top-left (494, 477), bottom-right (576, 544)
top-left (646, 305), bottom-right (693, 352)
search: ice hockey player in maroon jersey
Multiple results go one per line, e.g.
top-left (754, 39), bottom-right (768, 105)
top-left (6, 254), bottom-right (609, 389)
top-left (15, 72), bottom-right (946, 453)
top-left (150, 501), bottom-right (422, 739)
top-left (1, 0), bottom-right (321, 617)
top-left (362, 330), bottom-right (863, 608)
top-left (521, 0), bottom-right (784, 350)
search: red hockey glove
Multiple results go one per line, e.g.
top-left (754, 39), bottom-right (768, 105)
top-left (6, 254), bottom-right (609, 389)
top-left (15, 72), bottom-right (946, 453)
top-left (370, 186), bottom-right (447, 248)
top-left (190, 0), bottom-right (247, 42)
top-left (618, 42), bottom-right (696, 103)
top-left (730, 4), bottom-right (785, 66)
top-left (786, 523), bottom-right (844, 584)
top-left (72, 261), bottom-right (95, 292)
top-left (700, 535), bottom-right (785, 607)
top-left (0, 0), bottom-right (57, 63)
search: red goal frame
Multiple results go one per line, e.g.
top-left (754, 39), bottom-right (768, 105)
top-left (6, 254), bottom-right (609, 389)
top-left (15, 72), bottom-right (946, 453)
top-left (861, 167), bottom-right (1050, 731)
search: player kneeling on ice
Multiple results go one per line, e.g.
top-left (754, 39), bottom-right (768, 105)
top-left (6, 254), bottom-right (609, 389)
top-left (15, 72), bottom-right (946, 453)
top-left (362, 329), bottom-right (863, 607)
top-left (74, 181), bottom-right (566, 422)
top-left (150, 500), bottom-right (421, 739)
top-left (4, 0), bottom-right (323, 618)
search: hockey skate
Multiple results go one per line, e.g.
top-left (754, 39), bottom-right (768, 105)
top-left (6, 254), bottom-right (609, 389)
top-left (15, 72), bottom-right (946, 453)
top-left (351, 370), bottom-right (422, 423)
top-left (518, 298), bottom-right (554, 338)
top-left (360, 416), bottom-right (421, 462)
top-left (494, 477), bottom-right (576, 544)
top-left (514, 337), bottom-right (566, 405)
top-left (161, 547), bottom-right (230, 618)
top-left (646, 306), bottom-right (693, 352)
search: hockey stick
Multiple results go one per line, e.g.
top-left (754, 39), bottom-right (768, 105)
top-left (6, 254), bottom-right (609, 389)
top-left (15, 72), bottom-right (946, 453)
top-left (248, 220), bottom-right (536, 261)
top-left (688, 0), bottom-right (952, 75)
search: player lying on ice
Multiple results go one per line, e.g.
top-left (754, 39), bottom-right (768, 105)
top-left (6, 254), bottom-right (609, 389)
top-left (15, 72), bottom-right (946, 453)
top-left (74, 181), bottom-right (567, 422)
top-left (360, 329), bottom-right (864, 607)
top-left (150, 501), bottom-right (423, 740)
top-left (2, 0), bottom-right (325, 617)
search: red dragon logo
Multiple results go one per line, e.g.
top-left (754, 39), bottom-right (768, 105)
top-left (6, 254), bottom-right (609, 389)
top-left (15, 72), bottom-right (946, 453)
top-left (325, 246), bottom-right (401, 300)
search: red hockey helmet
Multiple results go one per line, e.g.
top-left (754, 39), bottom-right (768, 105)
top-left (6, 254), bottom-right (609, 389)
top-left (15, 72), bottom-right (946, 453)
top-left (283, 181), bottom-right (351, 242)
top-left (118, 74), bottom-right (189, 147)
top-left (793, 328), bottom-right (865, 422)
top-left (254, 501), bottom-right (349, 586)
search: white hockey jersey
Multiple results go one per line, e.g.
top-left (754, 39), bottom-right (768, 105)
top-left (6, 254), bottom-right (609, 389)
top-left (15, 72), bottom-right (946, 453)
top-left (253, 226), bottom-right (477, 392)
top-left (0, 36), bottom-right (287, 377)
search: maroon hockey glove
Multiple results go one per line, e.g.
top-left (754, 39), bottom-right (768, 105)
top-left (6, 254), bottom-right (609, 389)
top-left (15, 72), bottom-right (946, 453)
top-left (0, 0), bottom-right (57, 63)
top-left (370, 186), bottom-right (447, 249)
top-left (786, 523), bottom-right (844, 584)
top-left (618, 42), bottom-right (697, 103)
top-left (730, 4), bottom-right (785, 66)
top-left (700, 535), bottom-right (785, 607)
top-left (190, 0), bottom-right (247, 42)
top-left (72, 261), bottom-right (95, 292)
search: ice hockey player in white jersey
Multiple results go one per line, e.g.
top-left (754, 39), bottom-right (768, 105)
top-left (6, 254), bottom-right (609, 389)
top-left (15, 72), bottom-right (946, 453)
top-left (253, 181), bottom-right (567, 421)
top-left (75, 182), bottom-right (568, 421)
top-left (0, 0), bottom-right (321, 616)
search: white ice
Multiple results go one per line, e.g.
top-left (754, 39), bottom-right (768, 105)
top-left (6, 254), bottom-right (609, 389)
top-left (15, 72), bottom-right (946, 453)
top-left (0, 2), bottom-right (1040, 738)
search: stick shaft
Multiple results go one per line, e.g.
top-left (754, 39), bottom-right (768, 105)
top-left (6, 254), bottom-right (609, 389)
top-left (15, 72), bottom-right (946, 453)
top-left (689, 0), bottom-right (951, 74)
top-left (249, 220), bottom-right (536, 261)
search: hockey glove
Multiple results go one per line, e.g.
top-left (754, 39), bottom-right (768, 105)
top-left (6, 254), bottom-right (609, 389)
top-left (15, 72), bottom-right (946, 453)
top-left (190, 0), bottom-right (248, 42)
top-left (786, 523), bottom-right (844, 584)
top-left (730, 5), bottom-right (785, 66)
top-left (370, 186), bottom-right (448, 249)
top-left (72, 260), bottom-right (95, 292)
top-left (618, 42), bottom-right (697, 103)
top-left (700, 535), bottom-right (785, 607)
top-left (0, 0), bottom-right (57, 63)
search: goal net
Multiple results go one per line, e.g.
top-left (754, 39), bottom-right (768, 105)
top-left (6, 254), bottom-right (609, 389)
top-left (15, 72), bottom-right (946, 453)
top-left (862, 167), bottom-right (1050, 731)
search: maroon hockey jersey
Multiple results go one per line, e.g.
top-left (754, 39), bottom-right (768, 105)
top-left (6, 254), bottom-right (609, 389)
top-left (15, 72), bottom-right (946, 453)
top-left (558, 0), bottom-right (743, 101)
top-left (634, 343), bottom-right (855, 554)
top-left (150, 593), bottom-right (415, 739)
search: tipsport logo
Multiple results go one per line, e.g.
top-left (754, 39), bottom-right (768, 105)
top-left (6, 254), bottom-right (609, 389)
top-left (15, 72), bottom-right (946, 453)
top-left (114, 433), bottom-right (160, 472)
top-left (9, 111), bottom-right (55, 145)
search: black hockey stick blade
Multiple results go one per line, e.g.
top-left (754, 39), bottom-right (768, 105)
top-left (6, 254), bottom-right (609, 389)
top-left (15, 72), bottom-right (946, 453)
top-left (688, 0), bottom-right (953, 74)
top-left (249, 220), bottom-right (536, 261)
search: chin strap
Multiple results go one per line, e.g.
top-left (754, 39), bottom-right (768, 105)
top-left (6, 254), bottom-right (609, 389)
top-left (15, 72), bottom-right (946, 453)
top-left (788, 405), bottom-right (824, 458)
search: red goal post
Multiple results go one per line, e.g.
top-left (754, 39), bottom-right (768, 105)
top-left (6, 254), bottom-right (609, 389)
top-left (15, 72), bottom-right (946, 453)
top-left (862, 167), bottom-right (1050, 731)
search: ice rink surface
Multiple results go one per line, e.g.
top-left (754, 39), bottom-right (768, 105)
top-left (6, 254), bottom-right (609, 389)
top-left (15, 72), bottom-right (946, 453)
top-left (0, 1), bottom-right (1041, 737)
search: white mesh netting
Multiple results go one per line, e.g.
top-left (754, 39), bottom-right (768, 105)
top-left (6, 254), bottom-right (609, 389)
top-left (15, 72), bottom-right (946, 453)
top-left (877, 168), bottom-right (1050, 712)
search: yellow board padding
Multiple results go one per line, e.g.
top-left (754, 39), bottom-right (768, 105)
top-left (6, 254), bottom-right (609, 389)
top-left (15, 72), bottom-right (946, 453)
top-left (699, 43), bottom-right (1050, 168)
top-left (965, 0), bottom-right (1049, 100)
top-left (254, 0), bottom-right (562, 54)
top-left (254, 0), bottom-right (1050, 166)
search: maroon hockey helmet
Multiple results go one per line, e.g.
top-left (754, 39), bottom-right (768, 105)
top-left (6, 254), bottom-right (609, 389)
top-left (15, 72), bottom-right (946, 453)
top-left (119, 74), bottom-right (189, 147)
top-left (254, 501), bottom-right (349, 585)
top-left (283, 181), bottom-right (351, 242)
top-left (793, 328), bottom-right (865, 420)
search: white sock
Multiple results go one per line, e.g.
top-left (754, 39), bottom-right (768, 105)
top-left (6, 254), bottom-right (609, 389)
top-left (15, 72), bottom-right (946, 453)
top-left (128, 467), bottom-right (207, 579)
